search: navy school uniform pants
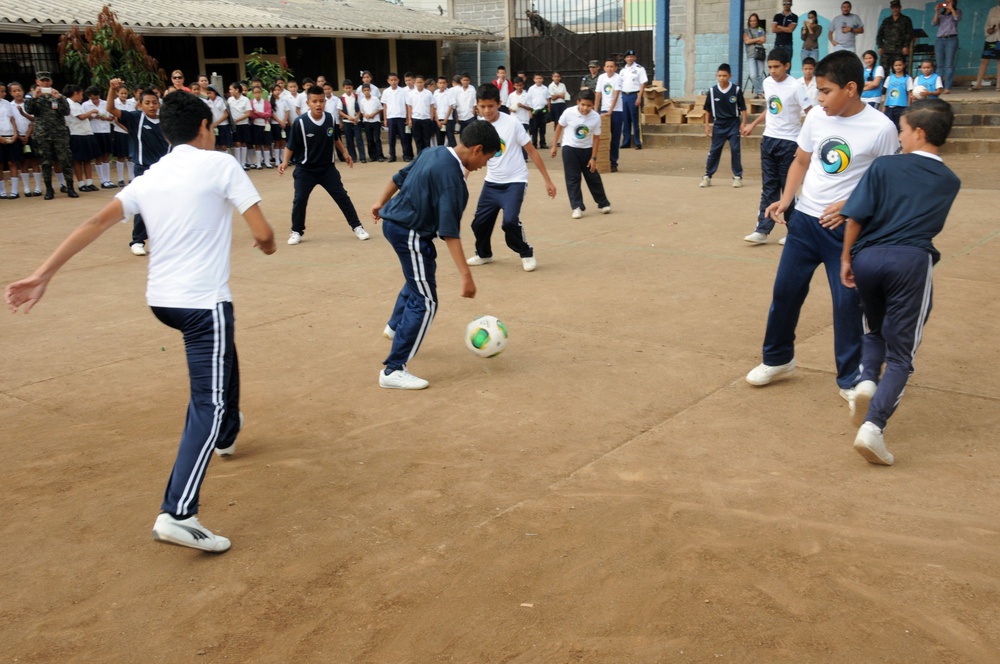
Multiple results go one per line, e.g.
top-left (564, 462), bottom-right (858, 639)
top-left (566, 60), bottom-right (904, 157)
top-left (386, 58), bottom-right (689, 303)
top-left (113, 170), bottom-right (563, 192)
top-left (470, 181), bottom-right (533, 259)
top-left (621, 91), bottom-right (641, 147)
top-left (131, 163), bottom-right (149, 246)
top-left (754, 136), bottom-right (798, 234)
top-left (382, 220), bottom-right (438, 372)
top-left (342, 122), bottom-right (366, 162)
top-left (151, 302), bottom-right (241, 518)
top-left (387, 117), bottom-right (413, 160)
top-left (761, 210), bottom-right (863, 389)
top-left (705, 119), bottom-right (743, 178)
top-left (364, 122), bottom-right (384, 160)
top-left (412, 119), bottom-right (435, 154)
top-left (529, 110), bottom-right (547, 147)
top-left (562, 146), bottom-right (610, 211)
top-left (445, 117), bottom-right (458, 147)
top-left (291, 164), bottom-right (362, 235)
top-left (608, 110), bottom-right (623, 167)
top-left (852, 246), bottom-right (934, 430)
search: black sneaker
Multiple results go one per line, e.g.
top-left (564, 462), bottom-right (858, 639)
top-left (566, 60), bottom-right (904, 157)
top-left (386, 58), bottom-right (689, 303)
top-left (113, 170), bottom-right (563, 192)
top-left (118, 180), bottom-right (126, 187)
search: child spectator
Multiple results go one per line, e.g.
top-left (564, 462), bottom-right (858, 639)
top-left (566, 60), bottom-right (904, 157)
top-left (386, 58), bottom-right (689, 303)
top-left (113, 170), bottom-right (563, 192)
top-left (112, 85), bottom-right (134, 184)
top-left (370, 121), bottom-right (500, 390)
top-left (526, 73), bottom-right (551, 149)
top-left (0, 81), bottom-right (22, 199)
top-left (550, 89), bottom-right (611, 219)
top-left (433, 76), bottom-right (456, 147)
top-left (205, 85), bottom-right (231, 156)
top-left (268, 84), bottom-right (286, 167)
top-left (455, 73), bottom-right (477, 132)
top-left (64, 84), bottom-right (101, 192)
top-left (82, 86), bottom-right (115, 188)
top-left (799, 57), bottom-right (819, 109)
top-left (360, 84), bottom-right (385, 161)
top-left (507, 78), bottom-right (531, 159)
top-left (700, 63), bottom-right (747, 188)
top-left (861, 50), bottom-right (885, 109)
top-left (9, 82), bottom-right (40, 196)
top-left (548, 72), bottom-right (568, 128)
top-left (915, 60), bottom-right (944, 99)
top-left (227, 82), bottom-right (252, 169)
top-left (248, 86), bottom-right (273, 168)
top-left (594, 59), bottom-right (624, 172)
top-left (339, 79), bottom-right (367, 163)
top-left (839, 99), bottom-right (961, 465)
top-left (406, 75), bottom-right (436, 155)
top-left (360, 70), bottom-right (380, 99)
top-left (493, 66), bottom-right (514, 113)
top-left (382, 73), bottom-right (412, 163)
top-left (882, 57), bottom-right (911, 130)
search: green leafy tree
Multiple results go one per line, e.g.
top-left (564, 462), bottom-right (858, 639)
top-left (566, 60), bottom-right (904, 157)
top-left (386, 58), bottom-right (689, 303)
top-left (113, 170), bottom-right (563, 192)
top-left (58, 5), bottom-right (163, 90)
top-left (245, 49), bottom-right (294, 89)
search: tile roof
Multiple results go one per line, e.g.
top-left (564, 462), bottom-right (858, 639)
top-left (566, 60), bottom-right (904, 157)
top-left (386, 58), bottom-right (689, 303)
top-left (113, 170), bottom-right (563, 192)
top-left (0, 0), bottom-right (498, 40)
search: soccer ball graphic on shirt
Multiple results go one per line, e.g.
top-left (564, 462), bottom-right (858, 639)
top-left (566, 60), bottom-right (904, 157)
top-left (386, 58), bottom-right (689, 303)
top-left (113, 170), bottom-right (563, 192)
top-left (574, 125), bottom-right (590, 140)
top-left (491, 138), bottom-right (507, 161)
top-left (465, 315), bottom-right (509, 358)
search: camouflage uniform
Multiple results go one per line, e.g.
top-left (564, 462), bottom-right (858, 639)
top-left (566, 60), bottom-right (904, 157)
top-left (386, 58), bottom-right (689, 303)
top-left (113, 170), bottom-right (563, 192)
top-left (23, 92), bottom-right (74, 192)
top-left (580, 73), bottom-right (600, 92)
top-left (876, 12), bottom-right (914, 71)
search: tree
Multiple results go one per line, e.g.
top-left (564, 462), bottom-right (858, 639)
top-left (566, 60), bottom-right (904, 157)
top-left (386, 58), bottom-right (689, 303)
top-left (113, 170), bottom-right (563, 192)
top-left (245, 49), bottom-right (294, 89)
top-left (58, 5), bottom-right (163, 91)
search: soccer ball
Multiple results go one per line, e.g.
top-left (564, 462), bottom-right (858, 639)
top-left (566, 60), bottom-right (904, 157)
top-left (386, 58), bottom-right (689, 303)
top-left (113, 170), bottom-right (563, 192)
top-left (912, 85), bottom-right (929, 100)
top-left (465, 315), bottom-right (509, 358)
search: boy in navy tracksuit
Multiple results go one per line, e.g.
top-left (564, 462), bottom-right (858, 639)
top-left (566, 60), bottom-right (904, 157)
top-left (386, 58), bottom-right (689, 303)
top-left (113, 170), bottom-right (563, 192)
top-left (840, 99), bottom-right (961, 466)
top-left (701, 63), bottom-right (747, 188)
top-left (370, 121), bottom-right (500, 390)
top-left (278, 85), bottom-right (370, 245)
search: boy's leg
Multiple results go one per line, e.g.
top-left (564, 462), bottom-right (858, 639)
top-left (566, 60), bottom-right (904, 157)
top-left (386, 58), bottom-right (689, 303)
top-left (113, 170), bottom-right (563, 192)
top-left (343, 124), bottom-right (358, 161)
top-left (354, 125), bottom-right (367, 161)
top-left (387, 118), bottom-right (400, 160)
top-left (131, 164), bottom-right (149, 246)
top-left (754, 138), bottom-right (781, 234)
top-left (818, 224), bottom-right (864, 388)
top-left (562, 146), bottom-right (585, 210)
top-left (610, 111), bottom-right (623, 168)
top-left (581, 161), bottom-right (610, 208)
top-left (498, 182), bottom-right (533, 258)
top-left (704, 129), bottom-right (726, 178)
top-left (317, 164), bottom-right (364, 229)
top-left (446, 118), bottom-right (457, 147)
top-left (470, 184), bottom-right (503, 258)
top-left (728, 124), bottom-right (743, 177)
top-left (291, 167), bottom-right (318, 236)
top-left (151, 302), bottom-right (237, 518)
top-left (381, 221), bottom-right (438, 371)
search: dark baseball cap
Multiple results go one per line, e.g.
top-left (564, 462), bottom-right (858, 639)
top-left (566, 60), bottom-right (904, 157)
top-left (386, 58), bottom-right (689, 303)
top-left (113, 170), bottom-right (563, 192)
top-left (625, 49), bottom-right (636, 56)
top-left (889, 0), bottom-right (901, 6)
top-left (36, 71), bottom-right (52, 80)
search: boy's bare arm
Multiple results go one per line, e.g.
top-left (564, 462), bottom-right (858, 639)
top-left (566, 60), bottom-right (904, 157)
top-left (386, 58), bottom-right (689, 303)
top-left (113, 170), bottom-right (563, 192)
top-left (371, 180), bottom-right (400, 222)
top-left (840, 219), bottom-right (863, 288)
top-left (550, 125), bottom-right (563, 157)
top-left (242, 203), bottom-right (276, 255)
top-left (443, 236), bottom-right (476, 299)
top-left (524, 142), bottom-right (558, 197)
top-left (766, 148), bottom-right (810, 222)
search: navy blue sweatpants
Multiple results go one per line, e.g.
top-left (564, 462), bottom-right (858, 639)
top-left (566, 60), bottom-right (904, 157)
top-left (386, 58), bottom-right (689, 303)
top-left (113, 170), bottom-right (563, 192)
top-left (470, 181), bottom-right (533, 259)
top-left (761, 210), bottom-right (863, 389)
top-left (621, 92), bottom-right (641, 147)
top-left (754, 136), bottom-right (798, 234)
top-left (852, 246), bottom-right (934, 429)
top-left (382, 220), bottom-right (438, 372)
top-left (291, 164), bottom-right (362, 235)
top-left (151, 302), bottom-right (241, 518)
top-left (387, 117), bottom-right (413, 161)
top-left (608, 110), bottom-right (623, 167)
top-left (705, 119), bottom-right (742, 178)
top-left (131, 164), bottom-right (149, 246)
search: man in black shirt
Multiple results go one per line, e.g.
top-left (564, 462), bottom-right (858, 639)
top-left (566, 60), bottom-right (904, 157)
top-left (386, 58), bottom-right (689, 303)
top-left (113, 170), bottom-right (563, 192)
top-left (772, 0), bottom-right (799, 60)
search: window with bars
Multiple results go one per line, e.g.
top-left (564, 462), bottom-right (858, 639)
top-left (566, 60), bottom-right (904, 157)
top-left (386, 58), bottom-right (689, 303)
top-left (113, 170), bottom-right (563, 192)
top-left (0, 39), bottom-right (62, 85)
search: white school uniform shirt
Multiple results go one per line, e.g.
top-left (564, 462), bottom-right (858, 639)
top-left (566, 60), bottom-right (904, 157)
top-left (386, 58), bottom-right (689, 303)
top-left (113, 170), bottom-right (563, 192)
top-left (125, 98), bottom-right (137, 112)
top-left (227, 95), bottom-right (251, 125)
top-left (485, 112), bottom-right (532, 184)
top-left (295, 93), bottom-right (310, 116)
top-left (360, 96), bottom-right (383, 122)
top-left (434, 88), bottom-right (455, 121)
top-left (620, 62), bottom-right (648, 93)
top-left (795, 104), bottom-right (899, 218)
top-left (798, 76), bottom-right (819, 110)
top-left (115, 144), bottom-right (262, 309)
top-left (507, 90), bottom-right (531, 124)
top-left (66, 100), bottom-right (94, 136)
top-left (82, 99), bottom-right (112, 133)
top-left (341, 93), bottom-right (360, 123)
top-left (558, 105), bottom-right (601, 149)
top-left (324, 95), bottom-right (342, 122)
top-left (0, 99), bottom-right (15, 136)
top-left (381, 86), bottom-right (408, 119)
top-left (11, 100), bottom-right (32, 136)
top-left (361, 83), bottom-right (380, 99)
top-left (762, 75), bottom-right (811, 142)
top-left (407, 88), bottom-right (434, 120)
top-left (548, 81), bottom-right (567, 105)
top-left (208, 97), bottom-right (228, 126)
top-left (250, 98), bottom-right (269, 126)
top-left (526, 83), bottom-right (551, 111)
top-left (596, 73), bottom-right (624, 112)
top-left (455, 86), bottom-right (477, 121)
top-left (114, 98), bottom-right (132, 133)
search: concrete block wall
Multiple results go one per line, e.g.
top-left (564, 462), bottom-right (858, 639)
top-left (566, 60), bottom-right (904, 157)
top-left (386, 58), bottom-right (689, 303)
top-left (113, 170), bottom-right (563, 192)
top-left (695, 33), bottom-right (732, 94)
top-left (668, 36), bottom-right (685, 97)
top-left (453, 0), bottom-right (508, 85)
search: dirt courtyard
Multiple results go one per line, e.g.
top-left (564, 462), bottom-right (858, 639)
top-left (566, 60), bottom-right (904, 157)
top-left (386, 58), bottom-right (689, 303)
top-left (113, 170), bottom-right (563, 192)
top-left (2, 143), bottom-right (998, 663)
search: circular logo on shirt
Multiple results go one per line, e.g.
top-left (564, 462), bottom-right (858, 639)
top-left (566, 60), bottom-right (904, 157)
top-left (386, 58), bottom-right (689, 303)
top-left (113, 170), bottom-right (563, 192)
top-left (729, 95), bottom-right (737, 104)
top-left (490, 138), bottom-right (507, 161)
top-left (889, 88), bottom-right (900, 99)
top-left (326, 127), bottom-right (334, 137)
top-left (603, 83), bottom-right (613, 96)
top-left (767, 95), bottom-right (783, 114)
top-left (574, 125), bottom-right (590, 140)
top-left (819, 136), bottom-right (852, 174)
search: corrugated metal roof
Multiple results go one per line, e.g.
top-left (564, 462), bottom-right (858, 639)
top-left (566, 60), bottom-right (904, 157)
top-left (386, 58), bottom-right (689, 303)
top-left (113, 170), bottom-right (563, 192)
top-left (0, 0), bottom-right (498, 40)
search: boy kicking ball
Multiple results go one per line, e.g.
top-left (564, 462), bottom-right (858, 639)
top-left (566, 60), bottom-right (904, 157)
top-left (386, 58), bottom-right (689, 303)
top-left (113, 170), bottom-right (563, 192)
top-left (371, 121), bottom-right (500, 389)
top-left (840, 99), bottom-right (961, 465)
top-left (5, 91), bottom-right (277, 552)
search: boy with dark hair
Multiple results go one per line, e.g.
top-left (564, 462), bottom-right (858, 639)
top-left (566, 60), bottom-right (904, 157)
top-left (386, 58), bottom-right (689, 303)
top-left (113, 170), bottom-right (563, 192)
top-left (700, 63), bottom-right (747, 188)
top-left (594, 59), bottom-right (624, 172)
top-left (551, 89), bottom-right (611, 219)
top-left (278, 86), bottom-right (371, 245)
top-left (741, 48), bottom-right (812, 244)
top-left (371, 120), bottom-right (501, 389)
top-left (746, 51), bottom-right (899, 411)
top-left (526, 72), bottom-right (551, 149)
top-left (839, 99), bottom-right (960, 465)
top-left (5, 90), bottom-right (277, 552)
top-left (406, 74), bottom-right (436, 155)
top-left (382, 72), bottom-right (412, 163)
top-left (493, 66), bottom-right (514, 113)
top-left (339, 79), bottom-right (367, 163)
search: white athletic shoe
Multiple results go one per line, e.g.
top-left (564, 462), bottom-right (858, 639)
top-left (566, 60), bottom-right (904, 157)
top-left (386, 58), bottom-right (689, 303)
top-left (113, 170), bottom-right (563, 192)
top-left (744, 232), bottom-right (769, 245)
top-left (699, 176), bottom-right (711, 188)
top-left (732, 176), bottom-right (743, 188)
top-left (571, 208), bottom-right (583, 219)
top-left (521, 256), bottom-right (537, 272)
top-left (383, 324), bottom-right (395, 341)
top-left (130, 243), bottom-right (147, 256)
top-left (850, 380), bottom-right (877, 428)
top-left (778, 236), bottom-right (786, 245)
top-left (215, 412), bottom-right (243, 457)
top-left (854, 422), bottom-right (894, 466)
top-left (353, 226), bottom-right (371, 241)
top-left (466, 255), bottom-right (494, 266)
top-left (152, 513), bottom-right (231, 552)
top-left (288, 231), bottom-right (302, 245)
top-left (746, 359), bottom-right (796, 386)
top-left (379, 368), bottom-right (429, 390)
top-left (599, 205), bottom-right (612, 214)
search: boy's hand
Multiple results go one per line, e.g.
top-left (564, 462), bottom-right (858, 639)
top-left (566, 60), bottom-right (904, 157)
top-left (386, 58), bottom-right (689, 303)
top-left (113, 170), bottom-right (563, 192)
top-left (819, 200), bottom-right (847, 229)
top-left (344, 154), bottom-right (354, 168)
top-left (545, 180), bottom-right (557, 198)
top-left (841, 259), bottom-right (856, 288)
top-left (704, 124), bottom-right (711, 138)
top-left (371, 203), bottom-right (383, 223)
top-left (277, 161), bottom-right (289, 175)
top-left (5, 275), bottom-right (49, 314)
top-left (766, 200), bottom-right (789, 224)
top-left (253, 239), bottom-right (277, 255)
top-left (460, 273), bottom-right (476, 299)
top-left (740, 124), bottom-right (754, 137)
top-left (550, 145), bottom-right (557, 158)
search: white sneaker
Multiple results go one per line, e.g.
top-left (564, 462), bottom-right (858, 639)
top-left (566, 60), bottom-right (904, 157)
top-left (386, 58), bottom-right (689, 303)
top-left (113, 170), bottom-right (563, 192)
top-left (746, 359), bottom-right (795, 386)
top-left (383, 324), bottom-right (395, 341)
top-left (699, 176), bottom-right (711, 188)
top-left (215, 412), bottom-right (242, 457)
top-left (521, 256), bottom-right (537, 272)
top-left (599, 205), bottom-right (612, 214)
top-left (466, 255), bottom-right (494, 266)
top-left (287, 231), bottom-right (302, 245)
top-left (130, 243), bottom-right (147, 256)
top-left (379, 368), bottom-right (429, 390)
top-left (778, 236), bottom-right (786, 246)
top-left (152, 513), bottom-right (231, 552)
top-left (353, 226), bottom-right (371, 241)
top-left (744, 232), bottom-right (769, 245)
top-left (733, 176), bottom-right (743, 188)
top-left (571, 208), bottom-right (583, 219)
top-left (854, 422), bottom-right (894, 466)
top-left (850, 380), bottom-right (877, 427)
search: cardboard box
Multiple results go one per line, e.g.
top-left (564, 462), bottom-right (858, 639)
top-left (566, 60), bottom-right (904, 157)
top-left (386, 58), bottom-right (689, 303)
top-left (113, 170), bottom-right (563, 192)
top-left (662, 108), bottom-right (687, 124)
top-left (641, 113), bottom-right (662, 125)
top-left (642, 104), bottom-right (659, 114)
top-left (686, 108), bottom-right (707, 121)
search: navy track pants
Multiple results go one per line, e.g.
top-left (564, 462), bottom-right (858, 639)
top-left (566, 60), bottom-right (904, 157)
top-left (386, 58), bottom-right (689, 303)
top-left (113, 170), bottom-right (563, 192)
top-left (382, 220), bottom-right (438, 372)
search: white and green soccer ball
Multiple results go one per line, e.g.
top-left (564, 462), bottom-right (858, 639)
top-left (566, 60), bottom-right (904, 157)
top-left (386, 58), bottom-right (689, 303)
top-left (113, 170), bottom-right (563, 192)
top-left (465, 315), bottom-right (509, 358)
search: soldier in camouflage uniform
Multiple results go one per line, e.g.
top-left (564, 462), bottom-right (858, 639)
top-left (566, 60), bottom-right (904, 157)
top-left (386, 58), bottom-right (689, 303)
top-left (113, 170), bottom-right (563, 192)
top-left (22, 72), bottom-right (76, 199)
top-left (876, 0), bottom-right (915, 71)
top-left (580, 60), bottom-right (601, 92)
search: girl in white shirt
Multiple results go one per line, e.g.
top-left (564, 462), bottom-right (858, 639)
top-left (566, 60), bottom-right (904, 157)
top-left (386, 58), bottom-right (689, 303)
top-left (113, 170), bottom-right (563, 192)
top-left (64, 85), bottom-right (101, 191)
top-left (248, 86), bottom-right (273, 168)
top-left (8, 82), bottom-right (41, 196)
top-left (227, 83), bottom-right (252, 169)
top-left (112, 86), bottom-right (134, 185)
top-left (269, 84), bottom-right (287, 167)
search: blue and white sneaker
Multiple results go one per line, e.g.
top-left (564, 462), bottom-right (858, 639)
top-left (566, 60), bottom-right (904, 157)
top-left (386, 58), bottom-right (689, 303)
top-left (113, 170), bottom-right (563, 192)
top-left (152, 513), bottom-right (231, 552)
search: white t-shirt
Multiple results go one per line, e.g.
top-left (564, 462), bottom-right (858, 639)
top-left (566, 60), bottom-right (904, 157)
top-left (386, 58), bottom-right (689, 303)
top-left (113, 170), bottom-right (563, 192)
top-left (227, 95), bottom-right (251, 125)
top-left (762, 75), bottom-right (811, 141)
top-left (796, 104), bottom-right (899, 218)
top-left (558, 105), bottom-right (601, 149)
top-left (548, 81), bottom-right (568, 105)
top-left (116, 144), bottom-right (262, 309)
top-left (114, 98), bottom-right (132, 132)
top-left (454, 86), bottom-right (477, 121)
top-left (596, 73), bottom-right (623, 112)
top-left (526, 84), bottom-right (551, 111)
top-left (798, 76), bottom-right (819, 110)
top-left (295, 93), bottom-right (310, 116)
top-left (407, 88), bottom-right (434, 120)
top-left (507, 90), bottom-right (531, 124)
top-left (434, 88), bottom-right (454, 121)
top-left (381, 86), bottom-right (408, 119)
top-left (66, 100), bottom-right (94, 136)
top-left (11, 100), bottom-right (32, 135)
top-left (0, 99), bottom-right (16, 136)
top-left (359, 96), bottom-right (383, 122)
top-left (485, 112), bottom-right (532, 184)
top-left (250, 98), bottom-right (269, 126)
top-left (324, 95), bottom-right (342, 122)
top-left (82, 99), bottom-right (112, 133)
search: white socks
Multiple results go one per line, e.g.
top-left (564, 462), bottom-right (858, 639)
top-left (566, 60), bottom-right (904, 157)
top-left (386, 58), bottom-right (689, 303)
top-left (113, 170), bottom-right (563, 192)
top-left (56, 173), bottom-right (66, 187)
top-left (33, 172), bottom-right (41, 189)
top-left (116, 161), bottom-right (124, 182)
top-left (10, 178), bottom-right (18, 194)
top-left (127, 162), bottom-right (134, 180)
top-left (20, 173), bottom-right (29, 189)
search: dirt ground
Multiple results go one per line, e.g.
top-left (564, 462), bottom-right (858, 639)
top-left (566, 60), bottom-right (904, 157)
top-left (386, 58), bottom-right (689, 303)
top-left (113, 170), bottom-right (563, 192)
top-left (2, 142), bottom-right (999, 663)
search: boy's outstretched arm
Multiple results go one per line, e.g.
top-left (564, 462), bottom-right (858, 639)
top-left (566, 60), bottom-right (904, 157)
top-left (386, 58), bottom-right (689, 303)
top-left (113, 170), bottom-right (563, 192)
top-left (370, 180), bottom-right (400, 223)
top-left (766, 148), bottom-right (810, 222)
top-left (6, 199), bottom-right (126, 314)
top-left (524, 142), bottom-right (557, 197)
top-left (840, 219), bottom-right (863, 288)
top-left (242, 203), bottom-right (276, 254)
top-left (443, 236), bottom-right (476, 299)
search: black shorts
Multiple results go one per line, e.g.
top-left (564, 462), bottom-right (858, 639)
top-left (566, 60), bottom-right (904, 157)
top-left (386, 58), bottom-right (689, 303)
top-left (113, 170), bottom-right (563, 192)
top-left (233, 124), bottom-right (251, 144)
top-left (216, 124), bottom-right (233, 147)
top-left (70, 134), bottom-right (101, 162)
top-left (982, 41), bottom-right (1000, 60)
top-left (93, 132), bottom-right (113, 155)
top-left (250, 123), bottom-right (273, 146)
top-left (112, 132), bottom-right (131, 159)
top-left (0, 139), bottom-right (24, 165)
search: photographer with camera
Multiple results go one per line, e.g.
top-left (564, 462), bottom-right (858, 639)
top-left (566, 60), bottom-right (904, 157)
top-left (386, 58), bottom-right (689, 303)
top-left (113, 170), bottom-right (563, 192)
top-left (932, 0), bottom-right (962, 93)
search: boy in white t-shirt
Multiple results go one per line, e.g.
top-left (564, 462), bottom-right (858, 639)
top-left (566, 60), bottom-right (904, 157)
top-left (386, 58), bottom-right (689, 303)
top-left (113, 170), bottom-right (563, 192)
top-left (799, 57), bottom-right (819, 109)
top-left (594, 59), bottom-right (624, 171)
top-left (5, 91), bottom-right (277, 553)
top-left (433, 76), bottom-right (456, 147)
top-left (548, 72), bottom-right (568, 132)
top-left (746, 51), bottom-right (899, 411)
top-left (360, 84), bottom-right (385, 161)
top-left (550, 89), bottom-right (610, 218)
top-left (454, 73), bottom-right (477, 132)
